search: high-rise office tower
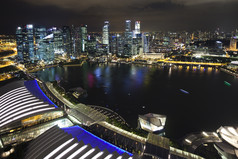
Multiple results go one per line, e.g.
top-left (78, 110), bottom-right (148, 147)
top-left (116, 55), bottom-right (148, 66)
top-left (50, 27), bottom-right (63, 55)
top-left (42, 33), bottom-right (55, 63)
top-left (125, 20), bottom-right (131, 32)
top-left (34, 26), bottom-right (47, 61)
top-left (132, 21), bottom-right (142, 55)
top-left (62, 26), bottom-right (72, 57)
top-left (87, 34), bottom-right (97, 55)
top-left (134, 21), bottom-right (140, 35)
top-left (71, 25), bottom-right (80, 58)
top-left (16, 27), bottom-right (23, 62)
top-left (132, 34), bottom-right (142, 55)
top-left (102, 21), bottom-right (109, 54)
top-left (133, 21), bottom-right (141, 38)
top-left (70, 25), bottom-right (88, 58)
top-left (80, 25), bottom-right (87, 53)
top-left (142, 32), bottom-right (150, 53)
top-left (124, 20), bottom-right (133, 57)
top-left (110, 34), bottom-right (117, 55)
top-left (116, 34), bottom-right (124, 57)
top-left (16, 24), bottom-right (34, 65)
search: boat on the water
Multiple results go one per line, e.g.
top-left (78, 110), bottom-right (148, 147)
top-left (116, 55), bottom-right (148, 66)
top-left (180, 89), bottom-right (189, 94)
top-left (224, 81), bottom-right (231, 86)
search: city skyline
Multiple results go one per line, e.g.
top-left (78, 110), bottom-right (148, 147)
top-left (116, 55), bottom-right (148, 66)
top-left (1, 1), bottom-right (238, 158)
top-left (1, 0), bottom-right (238, 34)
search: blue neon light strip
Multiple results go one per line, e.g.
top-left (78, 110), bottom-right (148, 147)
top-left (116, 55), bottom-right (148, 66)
top-left (62, 125), bottom-right (133, 156)
top-left (24, 80), bottom-right (58, 108)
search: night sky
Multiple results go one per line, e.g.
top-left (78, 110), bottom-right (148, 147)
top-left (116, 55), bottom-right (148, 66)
top-left (1, 0), bottom-right (238, 34)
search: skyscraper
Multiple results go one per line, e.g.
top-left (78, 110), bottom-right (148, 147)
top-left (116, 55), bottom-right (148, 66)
top-left (117, 34), bottom-right (124, 57)
top-left (124, 20), bottom-right (133, 57)
top-left (72, 26), bottom-right (82, 58)
top-left (16, 27), bottom-right (23, 62)
top-left (16, 24), bottom-right (34, 65)
top-left (102, 21), bottom-right (109, 54)
top-left (132, 34), bottom-right (142, 55)
top-left (50, 27), bottom-right (64, 55)
top-left (34, 26), bottom-right (47, 61)
top-left (80, 25), bottom-right (87, 53)
top-left (143, 32), bottom-right (150, 53)
top-left (62, 26), bottom-right (72, 57)
top-left (132, 21), bottom-right (142, 55)
top-left (125, 20), bottom-right (131, 32)
top-left (42, 33), bottom-right (55, 63)
top-left (70, 25), bottom-right (88, 58)
top-left (87, 34), bottom-right (97, 55)
top-left (110, 34), bottom-right (117, 55)
top-left (134, 21), bottom-right (141, 35)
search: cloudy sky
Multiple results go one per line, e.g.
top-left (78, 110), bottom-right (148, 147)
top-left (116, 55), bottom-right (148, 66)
top-left (1, 0), bottom-right (238, 34)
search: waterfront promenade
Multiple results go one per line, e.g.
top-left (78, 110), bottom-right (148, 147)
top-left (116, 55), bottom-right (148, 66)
top-left (220, 67), bottom-right (238, 77)
top-left (42, 80), bottom-right (205, 159)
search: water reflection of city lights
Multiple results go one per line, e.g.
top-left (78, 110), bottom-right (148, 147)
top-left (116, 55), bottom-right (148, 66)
top-left (168, 67), bottom-right (172, 77)
top-left (130, 66), bottom-right (136, 76)
top-left (94, 67), bottom-right (101, 77)
top-left (87, 73), bottom-right (95, 88)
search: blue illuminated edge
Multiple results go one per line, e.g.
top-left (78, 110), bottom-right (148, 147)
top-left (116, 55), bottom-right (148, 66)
top-left (33, 80), bottom-right (58, 108)
top-left (62, 125), bottom-right (133, 156)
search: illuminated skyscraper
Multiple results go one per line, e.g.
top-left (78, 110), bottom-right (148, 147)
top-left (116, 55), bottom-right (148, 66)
top-left (80, 25), bottom-right (87, 53)
top-left (16, 24), bottom-right (34, 65)
top-left (143, 32), bottom-right (150, 53)
top-left (117, 34), bottom-right (124, 56)
top-left (34, 26), bottom-right (47, 61)
top-left (102, 21), bottom-right (109, 54)
top-left (51, 28), bottom-right (64, 55)
top-left (42, 33), bottom-right (54, 63)
top-left (87, 34), bottom-right (97, 54)
top-left (110, 34), bottom-right (117, 55)
top-left (16, 27), bottom-right (23, 61)
top-left (62, 26), bottom-right (72, 57)
top-left (135, 21), bottom-right (140, 35)
top-left (72, 26), bottom-right (82, 58)
top-left (132, 21), bottom-right (142, 55)
top-left (46, 27), bottom-right (64, 56)
top-left (124, 20), bottom-right (133, 57)
top-left (70, 25), bottom-right (88, 58)
top-left (132, 34), bottom-right (142, 55)
top-left (125, 20), bottom-right (131, 32)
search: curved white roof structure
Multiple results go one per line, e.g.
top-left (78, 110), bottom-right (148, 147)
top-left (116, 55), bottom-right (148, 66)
top-left (25, 126), bottom-right (133, 159)
top-left (0, 80), bottom-right (58, 131)
top-left (217, 126), bottom-right (238, 149)
top-left (216, 126), bottom-right (238, 158)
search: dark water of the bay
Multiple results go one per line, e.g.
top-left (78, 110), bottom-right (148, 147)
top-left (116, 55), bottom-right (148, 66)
top-left (34, 63), bottom-right (238, 139)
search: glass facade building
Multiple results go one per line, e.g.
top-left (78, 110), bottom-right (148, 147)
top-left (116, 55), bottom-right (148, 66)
top-left (16, 24), bottom-right (34, 64)
top-left (51, 28), bottom-right (64, 55)
top-left (80, 25), bottom-right (88, 53)
top-left (62, 26), bottom-right (72, 57)
top-left (124, 20), bottom-right (133, 57)
top-left (35, 26), bottom-right (47, 62)
top-left (87, 35), bottom-right (97, 55)
top-left (102, 21), bottom-right (110, 54)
